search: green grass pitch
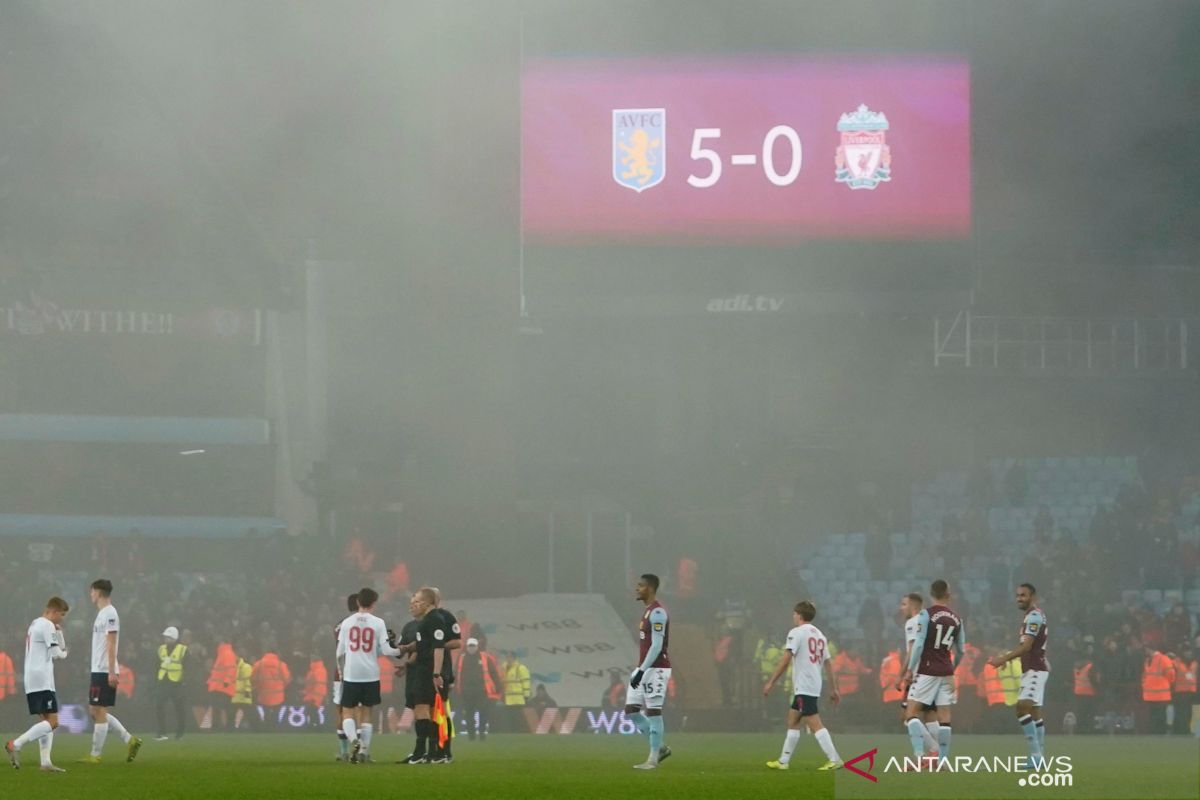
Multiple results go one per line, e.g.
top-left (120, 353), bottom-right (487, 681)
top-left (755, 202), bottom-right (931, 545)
top-left (1, 731), bottom-right (1196, 799)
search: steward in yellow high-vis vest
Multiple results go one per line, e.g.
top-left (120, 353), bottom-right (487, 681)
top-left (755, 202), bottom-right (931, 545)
top-left (155, 627), bottom-right (189, 740)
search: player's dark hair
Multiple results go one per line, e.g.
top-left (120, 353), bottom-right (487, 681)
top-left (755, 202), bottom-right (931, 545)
top-left (346, 593), bottom-right (359, 613)
top-left (640, 573), bottom-right (660, 592)
top-left (357, 587), bottom-right (379, 609)
top-left (930, 579), bottom-right (949, 600)
top-left (905, 593), bottom-right (924, 606)
top-left (91, 578), bottom-right (113, 597)
top-left (46, 596), bottom-right (69, 613)
top-left (1019, 582), bottom-right (1037, 595)
top-left (794, 600), bottom-right (817, 621)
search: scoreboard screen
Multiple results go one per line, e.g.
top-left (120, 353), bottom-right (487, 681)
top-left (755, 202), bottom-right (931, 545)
top-left (522, 57), bottom-right (971, 243)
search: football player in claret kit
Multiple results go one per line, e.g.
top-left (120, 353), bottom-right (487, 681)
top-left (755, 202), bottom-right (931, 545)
top-left (625, 573), bottom-right (672, 770)
top-left (762, 600), bottom-right (844, 771)
top-left (902, 579), bottom-right (964, 767)
top-left (988, 583), bottom-right (1049, 765)
top-left (332, 592), bottom-right (358, 762)
top-left (899, 593), bottom-right (940, 756)
top-left (80, 579), bottom-right (143, 764)
top-left (5, 597), bottom-right (70, 772)
top-left (336, 587), bottom-right (401, 763)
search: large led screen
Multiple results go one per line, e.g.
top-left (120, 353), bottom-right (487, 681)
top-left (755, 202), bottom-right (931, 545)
top-left (522, 58), bottom-right (970, 242)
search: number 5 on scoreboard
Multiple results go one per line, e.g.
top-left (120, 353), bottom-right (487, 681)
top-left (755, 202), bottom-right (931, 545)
top-left (687, 128), bottom-right (722, 188)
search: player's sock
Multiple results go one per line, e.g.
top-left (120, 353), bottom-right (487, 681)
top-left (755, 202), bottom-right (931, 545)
top-left (938, 725), bottom-right (952, 759)
top-left (647, 716), bottom-right (663, 762)
top-left (814, 728), bottom-right (841, 764)
top-left (14, 720), bottom-right (52, 749)
top-left (106, 714), bottom-right (132, 744)
top-left (360, 723), bottom-right (373, 755)
top-left (924, 720), bottom-right (940, 748)
top-left (341, 717), bottom-right (357, 743)
top-left (778, 728), bottom-right (802, 765)
top-left (91, 722), bottom-right (109, 756)
top-left (337, 731), bottom-right (349, 758)
top-left (1018, 714), bottom-right (1041, 760)
top-left (38, 732), bottom-right (53, 767)
top-left (1035, 719), bottom-right (1045, 755)
top-left (412, 720), bottom-right (430, 758)
top-left (627, 711), bottom-right (650, 738)
top-left (905, 718), bottom-right (926, 758)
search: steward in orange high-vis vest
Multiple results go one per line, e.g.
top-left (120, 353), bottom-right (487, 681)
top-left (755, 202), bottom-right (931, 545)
top-left (303, 658), bottom-right (328, 709)
top-left (1072, 658), bottom-right (1097, 735)
top-left (880, 651), bottom-right (904, 702)
top-left (956, 642), bottom-right (982, 689)
top-left (208, 643), bottom-right (237, 696)
top-left (377, 656), bottom-right (394, 695)
top-left (1170, 648), bottom-right (1196, 736)
top-left (117, 663), bottom-right (135, 699)
top-left (980, 663), bottom-right (1006, 706)
top-left (207, 642), bottom-right (238, 730)
top-left (1073, 662), bottom-right (1096, 696)
top-left (252, 651), bottom-right (292, 709)
top-left (832, 650), bottom-right (871, 696)
top-left (1141, 646), bottom-right (1175, 734)
top-left (0, 651), bottom-right (15, 700)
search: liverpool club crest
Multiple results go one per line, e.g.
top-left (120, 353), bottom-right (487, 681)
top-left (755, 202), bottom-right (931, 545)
top-left (613, 108), bottom-right (666, 192)
top-left (835, 104), bottom-right (891, 190)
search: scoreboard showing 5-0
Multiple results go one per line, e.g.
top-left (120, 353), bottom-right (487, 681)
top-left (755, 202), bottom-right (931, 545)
top-left (522, 57), bottom-right (971, 243)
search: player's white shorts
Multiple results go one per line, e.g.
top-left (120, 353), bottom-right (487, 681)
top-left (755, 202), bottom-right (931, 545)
top-left (332, 681), bottom-right (343, 706)
top-left (625, 667), bottom-right (671, 710)
top-left (907, 674), bottom-right (956, 707)
top-left (1018, 670), bottom-right (1048, 706)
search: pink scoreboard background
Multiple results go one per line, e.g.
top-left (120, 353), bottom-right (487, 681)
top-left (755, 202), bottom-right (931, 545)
top-left (522, 58), bottom-right (971, 242)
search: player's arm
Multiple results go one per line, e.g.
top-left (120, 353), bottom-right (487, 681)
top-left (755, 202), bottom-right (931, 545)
top-left (762, 648), bottom-right (793, 695)
top-left (990, 613), bottom-right (1037, 667)
top-left (377, 621), bottom-right (401, 658)
top-left (445, 617), bottom-right (463, 651)
top-left (904, 610), bottom-right (930, 677)
top-left (952, 622), bottom-right (966, 670)
top-left (631, 608), bottom-right (668, 688)
top-left (50, 624), bottom-right (68, 659)
top-left (990, 637), bottom-right (1033, 667)
top-left (106, 629), bottom-right (119, 686)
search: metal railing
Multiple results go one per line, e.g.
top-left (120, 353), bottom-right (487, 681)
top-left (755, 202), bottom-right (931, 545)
top-left (935, 312), bottom-right (1188, 373)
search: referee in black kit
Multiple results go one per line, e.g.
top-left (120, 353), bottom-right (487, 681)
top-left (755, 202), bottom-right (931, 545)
top-left (396, 587), bottom-right (461, 763)
top-left (426, 587), bottom-right (462, 762)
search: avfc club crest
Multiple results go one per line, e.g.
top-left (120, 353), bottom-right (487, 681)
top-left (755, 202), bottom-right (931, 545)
top-left (835, 104), bottom-right (891, 190)
top-left (613, 108), bottom-right (666, 192)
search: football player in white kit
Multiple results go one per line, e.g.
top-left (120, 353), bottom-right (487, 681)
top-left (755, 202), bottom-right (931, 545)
top-left (336, 587), bottom-right (402, 763)
top-left (5, 597), bottom-right (71, 772)
top-left (80, 578), bottom-right (142, 764)
top-left (762, 600), bottom-right (844, 771)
